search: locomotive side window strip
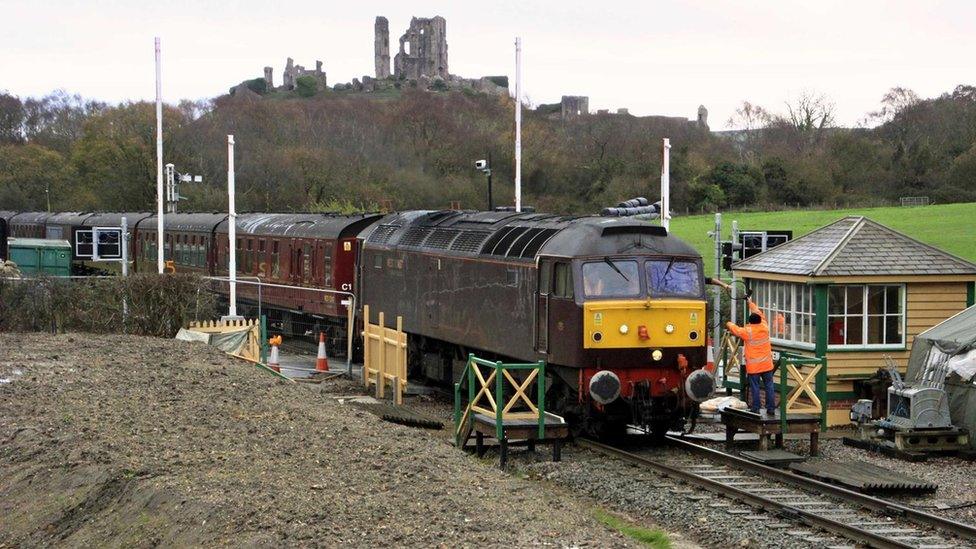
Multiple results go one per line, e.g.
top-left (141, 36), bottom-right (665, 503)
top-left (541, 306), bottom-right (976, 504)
top-left (553, 262), bottom-right (574, 299)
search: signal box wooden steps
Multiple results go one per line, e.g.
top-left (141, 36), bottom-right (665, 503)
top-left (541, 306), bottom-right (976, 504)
top-left (722, 408), bottom-right (822, 455)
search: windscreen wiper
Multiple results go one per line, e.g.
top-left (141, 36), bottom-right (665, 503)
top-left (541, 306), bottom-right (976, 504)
top-left (604, 256), bottom-right (629, 281)
top-left (663, 257), bottom-right (675, 279)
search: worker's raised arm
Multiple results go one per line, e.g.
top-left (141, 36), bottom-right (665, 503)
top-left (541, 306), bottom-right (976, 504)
top-left (725, 320), bottom-right (746, 338)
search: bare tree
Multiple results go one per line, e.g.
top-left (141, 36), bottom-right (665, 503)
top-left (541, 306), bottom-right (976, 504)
top-left (782, 90), bottom-right (835, 135)
top-left (862, 86), bottom-right (919, 126)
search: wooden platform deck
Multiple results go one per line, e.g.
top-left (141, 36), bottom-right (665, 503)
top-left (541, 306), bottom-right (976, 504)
top-left (721, 408), bottom-right (821, 455)
top-left (470, 412), bottom-right (570, 467)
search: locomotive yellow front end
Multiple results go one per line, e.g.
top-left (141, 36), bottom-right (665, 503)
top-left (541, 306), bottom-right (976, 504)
top-left (577, 257), bottom-right (714, 436)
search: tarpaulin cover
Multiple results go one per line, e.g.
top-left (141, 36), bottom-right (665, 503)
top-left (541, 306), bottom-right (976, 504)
top-left (175, 326), bottom-right (258, 362)
top-left (907, 305), bottom-right (976, 447)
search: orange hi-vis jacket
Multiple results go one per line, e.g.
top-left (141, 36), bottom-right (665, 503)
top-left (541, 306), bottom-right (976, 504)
top-left (726, 300), bottom-right (774, 375)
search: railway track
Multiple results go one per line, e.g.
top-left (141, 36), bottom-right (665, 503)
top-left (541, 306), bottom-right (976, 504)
top-left (579, 436), bottom-right (976, 549)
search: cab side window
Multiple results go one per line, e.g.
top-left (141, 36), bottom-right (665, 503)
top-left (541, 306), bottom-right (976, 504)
top-left (553, 262), bottom-right (574, 299)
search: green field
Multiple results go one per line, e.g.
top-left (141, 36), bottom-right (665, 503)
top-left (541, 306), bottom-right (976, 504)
top-left (667, 202), bottom-right (976, 277)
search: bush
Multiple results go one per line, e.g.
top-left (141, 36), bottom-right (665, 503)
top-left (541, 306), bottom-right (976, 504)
top-left (0, 274), bottom-right (217, 337)
top-left (245, 78), bottom-right (268, 95)
top-left (295, 76), bottom-right (318, 98)
top-left (486, 76), bottom-right (509, 88)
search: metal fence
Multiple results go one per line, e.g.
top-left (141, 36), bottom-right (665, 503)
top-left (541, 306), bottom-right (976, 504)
top-left (900, 196), bottom-right (930, 207)
top-left (203, 277), bottom-right (356, 376)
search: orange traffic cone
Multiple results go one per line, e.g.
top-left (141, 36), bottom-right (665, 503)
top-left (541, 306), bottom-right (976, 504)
top-left (315, 331), bottom-right (329, 372)
top-left (705, 337), bottom-right (716, 373)
top-left (268, 335), bottom-right (282, 373)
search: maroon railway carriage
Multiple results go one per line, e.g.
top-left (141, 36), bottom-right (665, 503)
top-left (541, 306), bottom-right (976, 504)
top-left (212, 213), bottom-right (383, 329)
top-left (6, 212), bottom-right (52, 239)
top-left (137, 213), bottom-right (225, 274)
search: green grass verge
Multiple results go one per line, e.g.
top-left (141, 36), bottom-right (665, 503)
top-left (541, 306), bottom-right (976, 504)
top-left (593, 507), bottom-right (671, 548)
top-left (667, 202), bottom-right (976, 277)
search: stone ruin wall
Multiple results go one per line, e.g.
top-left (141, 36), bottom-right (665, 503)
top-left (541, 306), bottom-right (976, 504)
top-left (374, 17), bottom-right (391, 79)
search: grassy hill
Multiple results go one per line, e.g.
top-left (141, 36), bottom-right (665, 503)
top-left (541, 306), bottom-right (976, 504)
top-left (668, 202), bottom-right (976, 276)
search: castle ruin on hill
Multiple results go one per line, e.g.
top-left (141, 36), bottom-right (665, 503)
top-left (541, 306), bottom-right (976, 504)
top-left (229, 15), bottom-right (708, 129)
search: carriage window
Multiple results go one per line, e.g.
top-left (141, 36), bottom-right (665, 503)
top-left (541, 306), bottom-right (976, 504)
top-left (646, 259), bottom-right (702, 298)
top-left (582, 260), bottom-right (640, 298)
top-left (302, 243), bottom-right (312, 281)
top-left (553, 263), bottom-right (574, 299)
top-left (323, 242), bottom-right (333, 287)
top-left (271, 241), bottom-right (280, 278)
top-left (373, 254), bottom-right (382, 269)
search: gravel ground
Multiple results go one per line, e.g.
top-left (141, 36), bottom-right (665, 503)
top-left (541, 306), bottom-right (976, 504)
top-left (0, 334), bottom-right (633, 547)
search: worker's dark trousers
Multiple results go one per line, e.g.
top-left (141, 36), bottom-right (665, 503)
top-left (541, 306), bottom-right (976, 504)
top-left (748, 370), bottom-right (776, 413)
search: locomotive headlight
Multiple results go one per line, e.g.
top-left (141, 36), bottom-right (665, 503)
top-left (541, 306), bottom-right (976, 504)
top-left (651, 349), bottom-right (664, 361)
top-left (664, 323), bottom-right (675, 334)
top-left (619, 324), bottom-right (629, 335)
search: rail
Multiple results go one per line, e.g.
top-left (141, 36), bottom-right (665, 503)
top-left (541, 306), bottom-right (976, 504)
top-left (662, 435), bottom-right (976, 545)
top-left (581, 437), bottom-right (976, 548)
top-left (453, 354), bottom-right (547, 447)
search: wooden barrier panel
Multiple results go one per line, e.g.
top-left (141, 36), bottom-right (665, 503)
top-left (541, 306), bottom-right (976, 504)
top-left (721, 331), bottom-right (743, 389)
top-left (361, 305), bottom-right (407, 405)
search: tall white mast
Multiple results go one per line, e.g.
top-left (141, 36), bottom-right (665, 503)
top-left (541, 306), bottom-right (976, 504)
top-left (514, 36), bottom-right (522, 213)
top-left (660, 138), bottom-right (671, 232)
top-left (226, 135), bottom-right (240, 319)
top-left (154, 37), bottom-right (164, 273)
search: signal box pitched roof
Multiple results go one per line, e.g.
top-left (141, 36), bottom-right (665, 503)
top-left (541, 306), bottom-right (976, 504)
top-left (733, 216), bottom-right (976, 277)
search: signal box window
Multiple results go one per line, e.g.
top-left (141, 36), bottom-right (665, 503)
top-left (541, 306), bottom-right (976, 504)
top-left (553, 263), bottom-right (574, 299)
top-left (828, 284), bottom-right (904, 347)
top-left (582, 260), bottom-right (640, 298)
top-left (647, 259), bottom-right (702, 298)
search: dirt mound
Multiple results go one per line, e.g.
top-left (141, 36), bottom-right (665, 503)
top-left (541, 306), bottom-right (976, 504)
top-left (0, 334), bottom-right (626, 547)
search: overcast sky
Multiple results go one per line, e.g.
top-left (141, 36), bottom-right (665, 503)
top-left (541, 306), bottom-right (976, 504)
top-left (2, 0), bottom-right (973, 128)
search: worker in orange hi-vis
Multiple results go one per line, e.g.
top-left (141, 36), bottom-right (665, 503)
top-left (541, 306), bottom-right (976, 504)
top-left (726, 298), bottom-right (776, 415)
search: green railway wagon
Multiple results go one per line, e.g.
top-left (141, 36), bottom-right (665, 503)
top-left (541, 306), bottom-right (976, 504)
top-left (8, 238), bottom-right (72, 276)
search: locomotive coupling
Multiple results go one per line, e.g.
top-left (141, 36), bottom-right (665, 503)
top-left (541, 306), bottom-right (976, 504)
top-left (589, 370), bottom-right (621, 404)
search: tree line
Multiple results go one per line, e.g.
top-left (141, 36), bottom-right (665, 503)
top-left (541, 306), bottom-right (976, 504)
top-left (1, 84), bottom-right (974, 215)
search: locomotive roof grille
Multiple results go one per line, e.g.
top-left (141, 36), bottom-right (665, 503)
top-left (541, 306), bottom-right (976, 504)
top-left (425, 228), bottom-right (461, 249)
top-left (505, 227), bottom-right (545, 257)
top-left (449, 231), bottom-right (491, 252)
top-left (486, 226), bottom-right (531, 256)
top-left (367, 225), bottom-right (399, 244)
top-left (516, 228), bottom-right (559, 258)
top-left (399, 226), bottom-right (432, 247)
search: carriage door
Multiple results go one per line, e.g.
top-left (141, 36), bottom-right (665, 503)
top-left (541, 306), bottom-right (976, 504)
top-left (535, 259), bottom-right (552, 353)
